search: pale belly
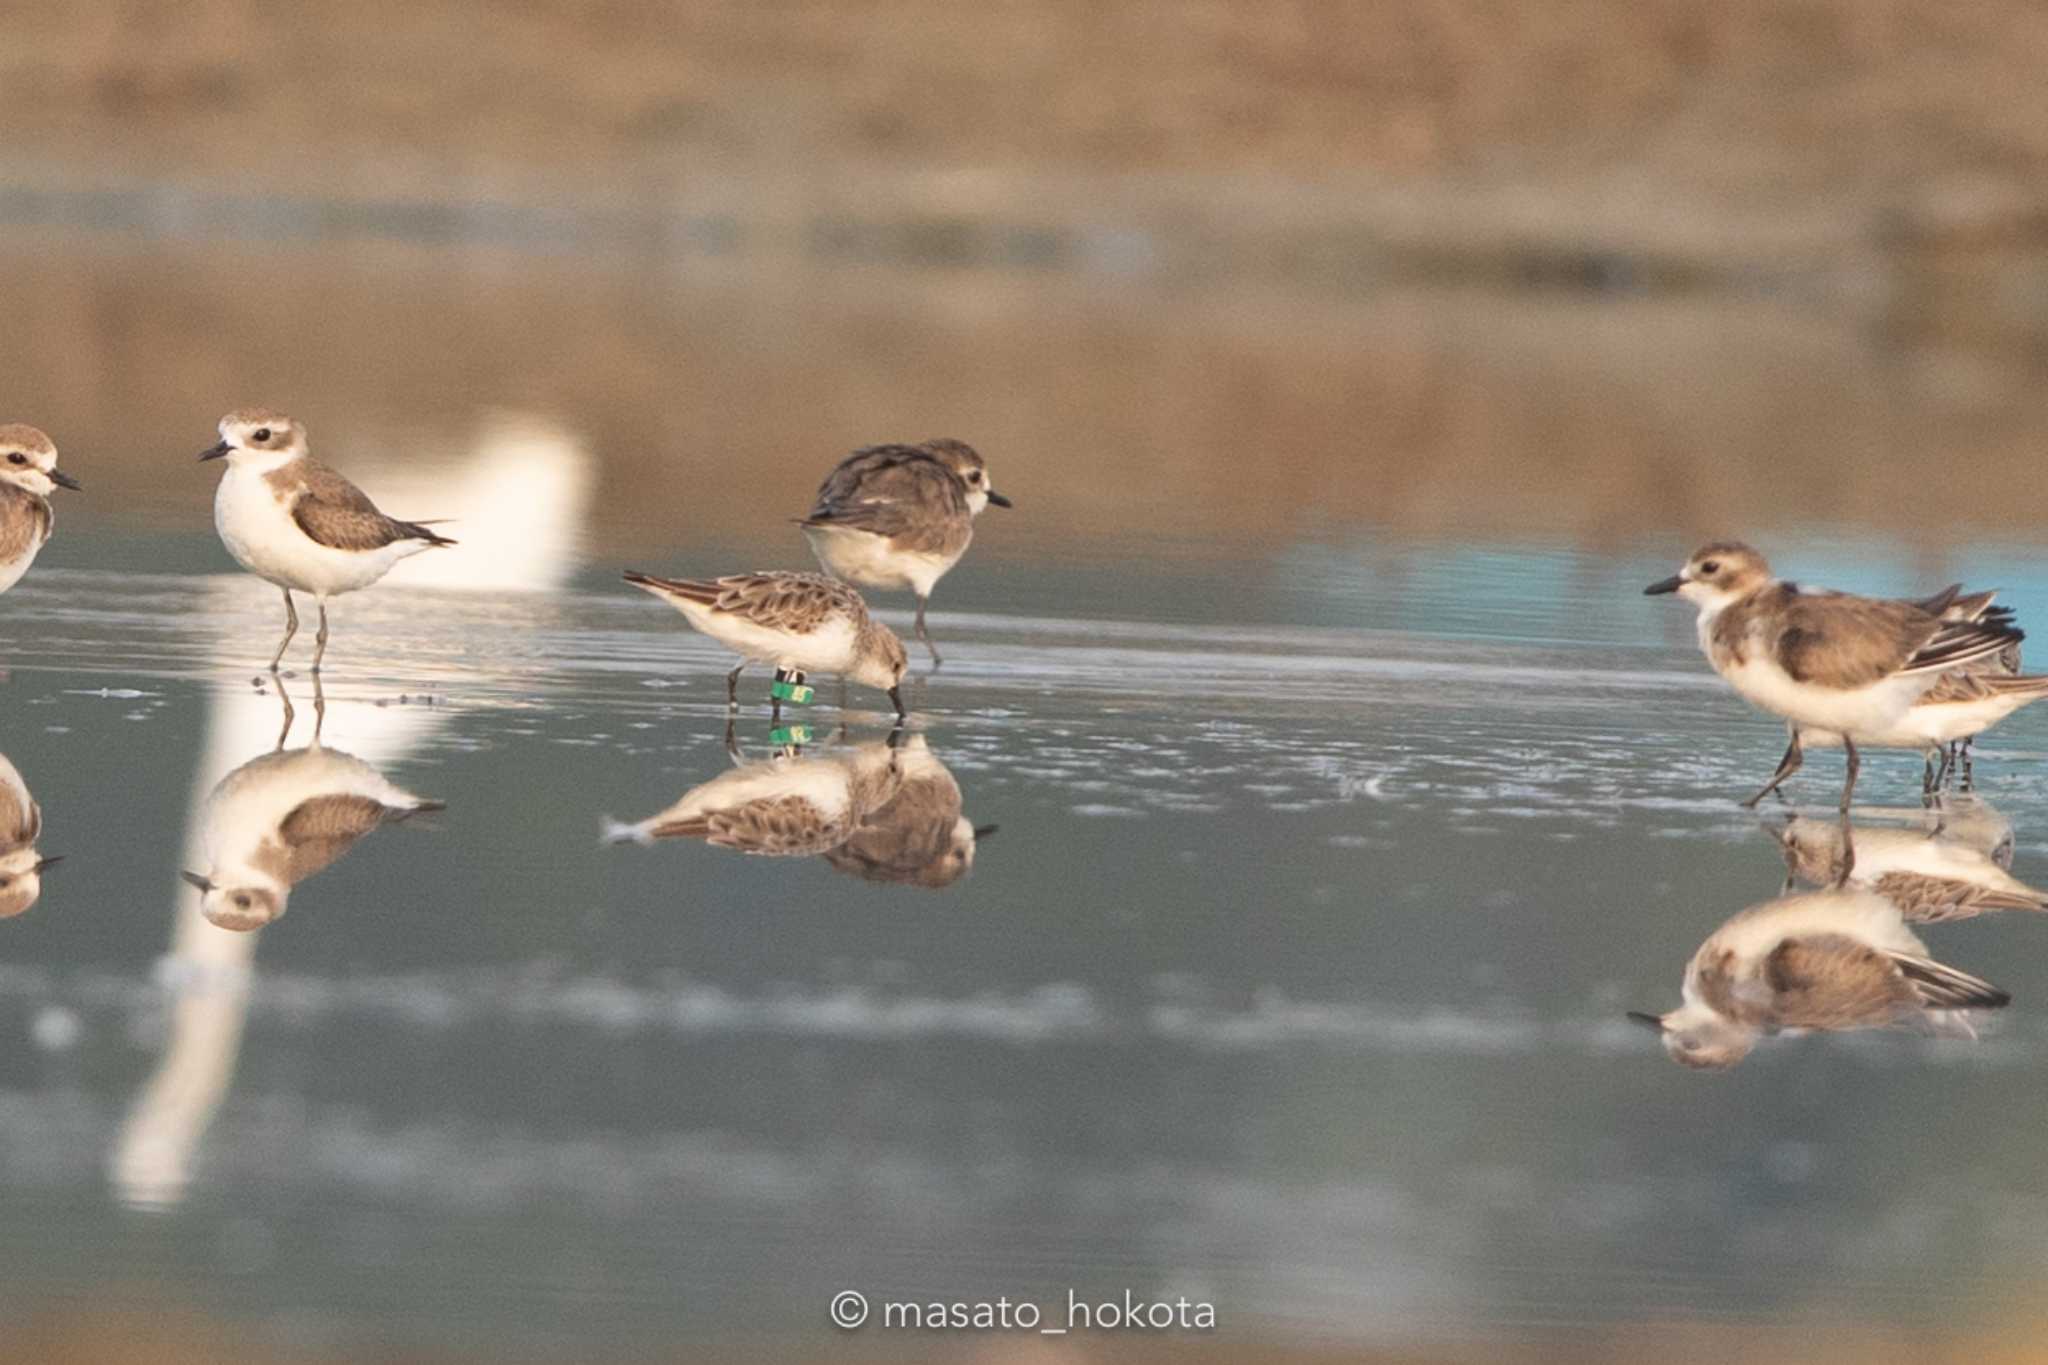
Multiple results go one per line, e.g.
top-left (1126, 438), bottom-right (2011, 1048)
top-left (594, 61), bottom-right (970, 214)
top-left (214, 472), bottom-right (414, 597)
top-left (0, 540), bottom-right (42, 594)
top-left (803, 525), bottom-right (961, 597)
top-left (1718, 654), bottom-right (1929, 734)
top-left (677, 602), bottom-right (862, 675)
top-left (1801, 693), bottom-right (2031, 750)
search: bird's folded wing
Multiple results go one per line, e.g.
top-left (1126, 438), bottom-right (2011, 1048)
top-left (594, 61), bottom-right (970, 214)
top-left (291, 459), bottom-right (444, 551)
top-left (708, 573), bottom-right (852, 633)
top-left (1760, 933), bottom-right (1920, 1028)
top-left (260, 793), bottom-right (393, 884)
top-left (656, 795), bottom-right (846, 856)
top-left (803, 447), bottom-right (967, 540)
top-left (1772, 595), bottom-right (1943, 688)
top-left (1868, 870), bottom-right (2048, 923)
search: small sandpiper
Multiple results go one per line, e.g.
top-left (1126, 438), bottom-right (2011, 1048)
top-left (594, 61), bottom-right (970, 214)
top-left (622, 570), bottom-right (909, 719)
top-left (1629, 889), bottom-right (2010, 1069)
top-left (200, 410), bottom-right (455, 672)
top-left (797, 439), bottom-right (1011, 667)
top-left (0, 424), bottom-right (81, 597)
top-left (1645, 543), bottom-right (2022, 811)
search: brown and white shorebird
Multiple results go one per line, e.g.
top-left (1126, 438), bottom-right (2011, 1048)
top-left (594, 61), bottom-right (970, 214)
top-left (797, 439), bottom-right (1011, 667)
top-left (1753, 588), bottom-right (2042, 800)
top-left (182, 738), bottom-right (444, 932)
top-left (1645, 543), bottom-right (2023, 810)
top-left (602, 733), bottom-right (905, 857)
top-left (200, 410), bottom-right (455, 672)
top-left (0, 424), bottom-right (81, 597)
top-left (1771, 811), bottom-right (2048, 922)
top-left (821, 733), bottom-right (996, 889)
top-left (622, 570), bottom-right (910, 718)
top-left (1629, 889), bottom-right (2011, 1069)
top-left (0, 752), bottom-right (59, 919)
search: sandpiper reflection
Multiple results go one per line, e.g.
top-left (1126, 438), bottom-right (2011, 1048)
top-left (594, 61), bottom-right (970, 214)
top-left (1770, 803), bottom-right (2048, 922)
top-left (184, 678), bottom-right (444, 931)
top-left (1629, 889), bottom-right (2010, 1070)
top-left (606, 725), bottom-right (906, 859)
top-left (0, 752), bottom-right (58, 918)
top-left (821, 733), bottom-right (996, 888)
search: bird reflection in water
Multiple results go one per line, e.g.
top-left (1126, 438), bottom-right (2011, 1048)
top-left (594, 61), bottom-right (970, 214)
top-left (822, 733), bottom-right (996, 888)
top-left (1629, 889), bottom-right (2010, 1069)
top-left (183, 675), bottom-right (445, 931)
top-left (1770, 801), bottom-right (2048, 922)
top-left (0, 751), bottom-right (58, 918)
top-left (606, 724), bottom-right (995, 887)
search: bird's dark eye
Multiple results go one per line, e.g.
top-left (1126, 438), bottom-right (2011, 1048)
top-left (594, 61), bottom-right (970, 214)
top-left (6, 453), bottom-right (22, 465)
top-left (1700, 560), bottom-right (1721, 575)
top-left (253, 428), bottom-right (272, 443)
top-left (234, 893), bottom-right (251, 908)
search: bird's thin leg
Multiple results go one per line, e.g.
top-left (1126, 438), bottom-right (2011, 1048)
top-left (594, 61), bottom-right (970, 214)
top-left (270, 590), bottom-right (299, 673)
top-left (770, 669), bottom-right (782, 725)
top-left (1961, 739), bottom-right (1977, 791)
top-left (724, 716), bottom-right (744, 765)
top-left (311, 669), bottom-right (327, 744)
top-left (726, 662), bottom-right (745, 710)
top-left (915, 595), bottom-right (943, 670)
top-left (1741, 731), bottom-right (1804, 809)
top-left (273, 675), bottom-right (295, 751)
top-left (311, 603), bottom-right (330, 674)
top-left (1840, 735), bottom-right (1860, 815)
top-left (888, 685), bottom-right (906, 720)
top-left (1922, 748), bottom-right (1940, 797)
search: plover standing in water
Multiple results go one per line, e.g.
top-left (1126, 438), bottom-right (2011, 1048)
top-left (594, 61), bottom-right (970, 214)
top-left (622, 570), bottom-right (909, 718)
top-left (200, 410), bottom-right (455, 672)
top-left (1646, 543), bottom-right (2022, 812)
top-left (1753, 587), bottom-right (2039, 799)
top-left (0, 424), bottom-right (80, 596)
top-left (797, 439), bottom-right (1011, 667)
top-left (1628, 889), bottom-right (2010, 1069)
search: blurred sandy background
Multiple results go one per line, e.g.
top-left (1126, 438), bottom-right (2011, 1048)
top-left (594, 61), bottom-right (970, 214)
top-left (1, 1), bottom-right (2046, 558)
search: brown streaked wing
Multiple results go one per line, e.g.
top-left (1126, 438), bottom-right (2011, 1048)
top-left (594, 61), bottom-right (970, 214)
top-left (1761, 934), bottom-right (1920, 1029)
top-left (1869, 871), bottom-right (2048, 923)
top-left (0, 484), bottom-right (51, 563)
top-left (803, 446), bottom-right (972, 556)
top-left (1772, 592), bottom-right (1942, 689)
top-left (252, 793), bottom-right (392, 885)
top-left (655, 794), bottom-right (849, 856)
top-left (709, 573), bottom-right (866, 634)
top-left (279, 459), bottom-right (441, 552)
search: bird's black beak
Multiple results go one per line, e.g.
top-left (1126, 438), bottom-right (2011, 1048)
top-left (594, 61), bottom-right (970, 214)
top-left (986, 490), bottom-right (1013, 509)
top-left (180, 870), bottom-right (213, 892)
top-left (49, 469), bottom-right (81, 491)
top-left (1626, 1011), bottom-right (1666, 1033)
top-left (31, 855), bottom-right (62, 874)
top-left (971, 823), bottom-right (999, 840)
top-left (198, 440), bottom-right (231, 462)
top-left (1643, 575), bottom-right (1684, 596)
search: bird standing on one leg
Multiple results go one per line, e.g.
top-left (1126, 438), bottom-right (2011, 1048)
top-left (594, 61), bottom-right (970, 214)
top-left (199, 410), bottom-right (454, 673)
top-left (796, 439), bottom-right (1011, 669)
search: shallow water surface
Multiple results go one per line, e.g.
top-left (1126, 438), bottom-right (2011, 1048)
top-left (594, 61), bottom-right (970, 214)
top-left (10, 526), bottom-right (2048, 1360)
